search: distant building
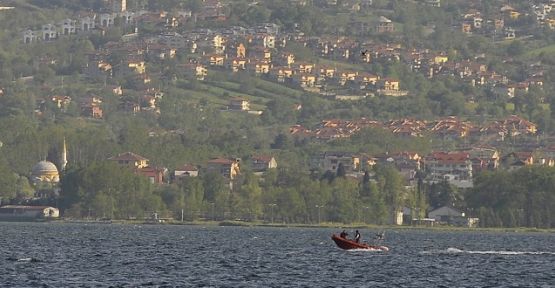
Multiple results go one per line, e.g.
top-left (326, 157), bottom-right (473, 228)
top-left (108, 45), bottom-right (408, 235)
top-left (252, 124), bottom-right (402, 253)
top-left (31, 161), bottom-right (60, 184)
top-left (428, 206), bottom-right (478, 227)
top-left (174, 164), bottom-right (199, 178)
top-left (229, 98), bottom-right (250, 111)
top-left (251, 155), bottom-right (277, 173)
top-left (109, 152), bottom-right (149, 168)
top-left (206, 158), bottom-right (240, 179)
top-left (109, 152), bottom-right (166, 184)
top-left (0, 205), bottom-right (59, 221)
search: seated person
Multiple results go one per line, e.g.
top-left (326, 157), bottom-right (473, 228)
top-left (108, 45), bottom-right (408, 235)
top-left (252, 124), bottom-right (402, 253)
top-left (339, 230), bottom-right (348, 239)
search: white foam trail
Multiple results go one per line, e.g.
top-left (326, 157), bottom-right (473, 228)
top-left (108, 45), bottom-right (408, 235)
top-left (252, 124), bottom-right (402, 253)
top-left (421, 248), bottom-right (555, 255)
top-left (348, 248), bottom-right (387, 252)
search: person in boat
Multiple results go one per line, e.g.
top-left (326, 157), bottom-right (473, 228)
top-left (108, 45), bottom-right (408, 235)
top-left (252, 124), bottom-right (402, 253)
top-left (354, 230), bottom-right (361, 243)
top-left (339, 230), bottom-right (348, 239)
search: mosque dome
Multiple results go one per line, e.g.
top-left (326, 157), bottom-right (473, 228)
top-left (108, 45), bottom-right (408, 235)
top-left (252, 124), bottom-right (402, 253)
top-left (31, 160), bottom-right (60, 183)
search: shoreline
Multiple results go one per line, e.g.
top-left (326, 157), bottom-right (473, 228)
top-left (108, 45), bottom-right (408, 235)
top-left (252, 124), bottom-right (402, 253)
top-left (39, 218), bottom-right (555, 233)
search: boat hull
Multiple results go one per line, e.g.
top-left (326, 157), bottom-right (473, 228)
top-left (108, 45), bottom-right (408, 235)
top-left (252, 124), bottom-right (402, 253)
top-left (331, 234), bottom-right (389, 251)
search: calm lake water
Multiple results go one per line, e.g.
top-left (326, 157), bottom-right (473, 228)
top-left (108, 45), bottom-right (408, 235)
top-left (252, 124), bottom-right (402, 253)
top-left (0, 222), bottom-right (553, 287)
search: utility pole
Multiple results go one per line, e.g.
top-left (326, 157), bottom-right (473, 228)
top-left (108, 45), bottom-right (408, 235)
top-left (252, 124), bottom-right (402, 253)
top-left (315, 205), bottom-right (324, 224)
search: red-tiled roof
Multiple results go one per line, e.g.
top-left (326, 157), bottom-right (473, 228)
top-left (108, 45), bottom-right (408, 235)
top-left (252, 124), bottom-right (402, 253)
top-left (109, 152), bottom-right (148, 161)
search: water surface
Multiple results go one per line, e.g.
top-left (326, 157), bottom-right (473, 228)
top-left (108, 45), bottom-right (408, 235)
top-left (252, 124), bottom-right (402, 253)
top-left (0, 223), bottom-right (553, 287)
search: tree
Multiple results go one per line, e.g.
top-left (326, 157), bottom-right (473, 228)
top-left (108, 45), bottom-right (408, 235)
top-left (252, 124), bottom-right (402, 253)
top-left (0, 155), bottom-right (17, 202)
top-left (179, 177), bottom-right (204, 220)
top-left (336, 163), bottom-right (346, 178)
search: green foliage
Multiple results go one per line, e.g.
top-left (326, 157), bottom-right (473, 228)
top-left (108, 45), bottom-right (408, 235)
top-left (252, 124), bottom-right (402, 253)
top-left (60, 161), bottom-right (158, 219)
top-left (468, 167), bottom-right (555, 228)
top-left (0, 155), bottom-right (18, 201)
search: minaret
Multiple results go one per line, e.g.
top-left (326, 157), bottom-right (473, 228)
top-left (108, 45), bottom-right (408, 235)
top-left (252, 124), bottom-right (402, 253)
top-left (61, 138), bottom-right (67, 171)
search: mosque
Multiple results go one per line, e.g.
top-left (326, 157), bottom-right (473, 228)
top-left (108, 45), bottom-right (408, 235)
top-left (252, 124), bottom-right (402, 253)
top-left (30, 139), bottom-right (67, 189)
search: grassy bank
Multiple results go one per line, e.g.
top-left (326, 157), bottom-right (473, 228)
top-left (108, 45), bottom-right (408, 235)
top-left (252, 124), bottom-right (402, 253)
top-left (57, 218), bottom-right (555, 233)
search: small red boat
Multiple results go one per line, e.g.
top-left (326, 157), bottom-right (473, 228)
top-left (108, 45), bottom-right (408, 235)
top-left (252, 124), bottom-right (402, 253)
top-left (331, 234), bottom-right (389, 251)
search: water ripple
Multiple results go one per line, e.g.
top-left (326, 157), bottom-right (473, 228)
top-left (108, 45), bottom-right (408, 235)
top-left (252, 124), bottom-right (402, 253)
top-left (0, 223), bottom-right (553, 287)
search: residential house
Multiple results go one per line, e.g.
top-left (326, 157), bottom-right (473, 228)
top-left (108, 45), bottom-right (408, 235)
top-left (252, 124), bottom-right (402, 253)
top-left (463, 147), bottom-right (499, 172)
top-left (127, 60), bottom-right (146, 74)
top-left (292, 73), bottom-right (317, 88)
top-left (425, 151), bottom-right (473, 188)
top-left (251, 155), bottom-right (277, 173)
top-left (109, 151), bottom-right (165, 184)
top-left (501, 151), bottom-right (534, 171)
top-left (226, 57), bottom-right (248, 72)
top-left (376, 16), bottom-right (395, 33)
top-left (429, 117), bottom-right (474, 140)
top-left (235, 43), bottom-right (246, 58)
top-left (174, 164), bottom-right (199, 178)
top-left (277, 52), bottom-right (295, 67)
top-left (206, 158), bottom-right (241, 179)
top-left (375, 151), bottom-right (421, 181)
top-left (79, 15), bottom-right (96, 32)
top-left (99, 13), bottom-right (115, 27)
top-left (425, 0), bottom-right (440, 7)
top-left (109, 151), bottom-right (149, 168)
top-left (253, 34), bottom-right (276, 49)
top-left (461, 22), bottom-right (473, 34)
top-left (182, 63), bottom-right (208, 80)
top-left (138, 166), bottom-right (166, 184)
top-left (212, 34), bottom-right (226, 53)
top-left (229, 97), bottom-right (250, 111)
top-left (505, 27), bottom-right (516, 40)
top-left (356, 73), bottom-right (379, 87)
top-left (337, 71), bottom-right (358, 85)
top-left (121, 10), bottom-right (136, 24)
top-left (50, 95), bottom-right (72, 110)
top-left (207, 54), bottom-right (225, 67)
top-left (311, 152), bottom-right (361, 175)
top-left (379, 78), bottom-right (400, 91)
top-left (42, 24), bottom-right (57, 41)
top-left (270, 66), bottom-right (294, 82)
top-left (246, 61), bottom-right (271, 75)
top-left (23, 30), bottom-right (37, 44)
top-left (498, 115), bottom-right (537, 136)
top-left (295, 62), bottom-right (315, 74)
top-left (318, 66), bottom-right (336, 79)
top-left (84, 58), bottom-right (112, 78)
top-left (60, 19), bottom-right (77, 35)
top-left (146, 44), bottom-right (176, 60)
top-left (80, 97), bottom-right (103, 119)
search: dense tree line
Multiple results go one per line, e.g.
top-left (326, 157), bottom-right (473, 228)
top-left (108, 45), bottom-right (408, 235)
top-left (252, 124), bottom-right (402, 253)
top-left (56, 162), bottom-right (413, 224)
top-left (468, 167), bottom-right (555, 228)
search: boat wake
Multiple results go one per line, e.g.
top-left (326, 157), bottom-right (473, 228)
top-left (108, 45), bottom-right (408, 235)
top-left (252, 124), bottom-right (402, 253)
top-left (347, 248), bottom-right (387, 252)
top-left (7, 257), bottom-right (42, 262)
top-left (421, 247), bottom-right (555, 256)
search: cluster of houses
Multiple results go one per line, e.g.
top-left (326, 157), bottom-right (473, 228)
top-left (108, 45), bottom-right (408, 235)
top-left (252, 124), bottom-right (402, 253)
top-left (290, 115), bottom-right (538, 141)
top-left (107, 151), bottom-right (277, 186)
top-left (310, 144), bottom-right (555, 190)
top-left (20, 0), bottom-right (550, 119)
top-left (460, 1), bottom-right (555, 38)
top-left (103, 149), bottom-right (487, 226)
